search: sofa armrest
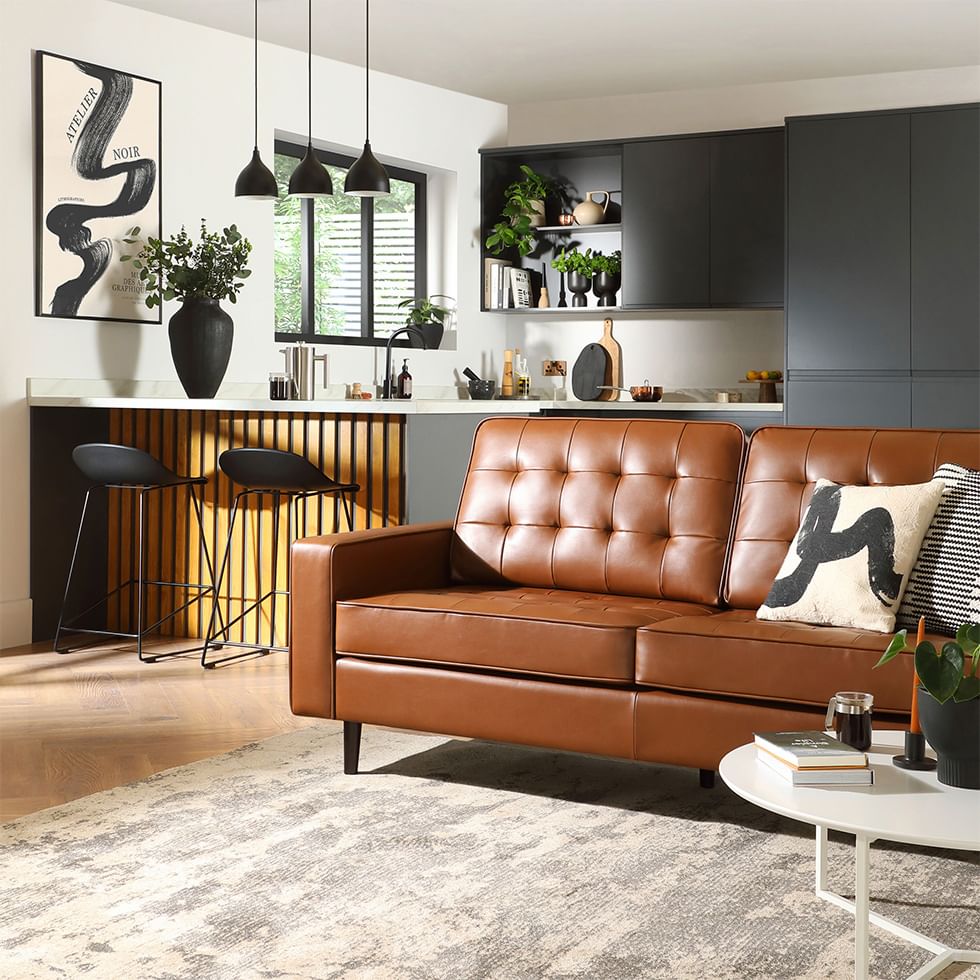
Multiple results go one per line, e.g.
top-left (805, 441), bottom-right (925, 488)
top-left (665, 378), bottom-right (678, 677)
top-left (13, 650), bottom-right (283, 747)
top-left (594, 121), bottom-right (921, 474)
top-left (289, 521), bottom-right (455, 719)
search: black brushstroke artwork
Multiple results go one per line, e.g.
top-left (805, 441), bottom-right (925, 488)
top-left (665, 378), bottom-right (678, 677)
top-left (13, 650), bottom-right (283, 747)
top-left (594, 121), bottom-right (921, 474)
top-left (766, 484), bottom-right (903, 609)
top-left (45, 61), bottom-right (157, 316)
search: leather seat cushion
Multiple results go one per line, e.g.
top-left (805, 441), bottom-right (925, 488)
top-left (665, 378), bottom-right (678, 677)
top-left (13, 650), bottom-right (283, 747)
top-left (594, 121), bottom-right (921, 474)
top-left (635, 609), bottom-right (934, 713)
top-left (336, 586), bottom-right (716, 683)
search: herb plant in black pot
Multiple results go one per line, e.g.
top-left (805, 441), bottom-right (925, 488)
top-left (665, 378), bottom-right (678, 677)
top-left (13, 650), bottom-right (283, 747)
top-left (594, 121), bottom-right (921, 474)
top-left (592, 249), bottom-right (622, 307)
top-left (876, 623), bottom-right (980, 789)
top-left (121, 221), bottom-right (252, 398)
top-left (552, 247), bottom-right (594, 307)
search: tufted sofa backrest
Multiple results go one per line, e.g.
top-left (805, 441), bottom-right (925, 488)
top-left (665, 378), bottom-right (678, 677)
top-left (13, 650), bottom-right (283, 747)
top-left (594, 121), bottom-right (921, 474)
top-left (725, 426), bottom-right (980, 609)
top-left (451, 417), bottom-right (746, 606)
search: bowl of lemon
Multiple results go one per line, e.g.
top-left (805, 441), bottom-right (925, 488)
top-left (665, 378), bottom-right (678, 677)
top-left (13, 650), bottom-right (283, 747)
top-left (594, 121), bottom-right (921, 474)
top-left (744, 369), bottom-right (783, 403)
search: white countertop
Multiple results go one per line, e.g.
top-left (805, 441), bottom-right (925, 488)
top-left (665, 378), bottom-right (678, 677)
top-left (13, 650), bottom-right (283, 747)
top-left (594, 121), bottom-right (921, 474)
top-left (27, 379), bottom-right (783, 415)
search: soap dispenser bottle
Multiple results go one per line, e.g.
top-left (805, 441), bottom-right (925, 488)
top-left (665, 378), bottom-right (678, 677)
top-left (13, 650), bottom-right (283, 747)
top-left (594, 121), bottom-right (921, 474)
top-left (397, 358), bottom-right (413, 399)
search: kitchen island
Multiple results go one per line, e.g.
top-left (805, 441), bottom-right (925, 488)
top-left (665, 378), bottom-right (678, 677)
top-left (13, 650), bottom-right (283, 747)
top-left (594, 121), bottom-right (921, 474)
top-left (29, 379), bottom-right (782, 645)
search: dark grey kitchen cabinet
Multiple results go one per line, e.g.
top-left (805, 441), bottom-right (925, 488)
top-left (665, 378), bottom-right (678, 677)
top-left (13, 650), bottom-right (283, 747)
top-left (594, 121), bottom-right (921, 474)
top-left (622, 137), bottom-right (710, 308)
top-left (787, 379), bottom-right (911, 428)
top-left (912, 379), bottom-right (980, 429)
top-left (786, 112), bottom-right (910, 373)
top-left (710, 129), bottom-right (784, 307)
top-left (911, 106), bottom-right (980, 374)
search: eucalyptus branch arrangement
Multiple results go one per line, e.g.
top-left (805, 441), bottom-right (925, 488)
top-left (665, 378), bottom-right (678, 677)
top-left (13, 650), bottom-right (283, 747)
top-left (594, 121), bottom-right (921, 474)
top-left (876, 623), bottom-right (980, 703)
top-left (120, 220), bottom-right (253, 309)
top-left (485, 164), bottom-right (552, 258)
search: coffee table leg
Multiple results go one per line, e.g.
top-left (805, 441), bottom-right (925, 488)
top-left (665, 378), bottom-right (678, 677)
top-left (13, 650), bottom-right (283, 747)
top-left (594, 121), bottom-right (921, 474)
top-left (814, 826), bottom-right (980, 980)
top-left (854, 833), bottom-right (871, 980)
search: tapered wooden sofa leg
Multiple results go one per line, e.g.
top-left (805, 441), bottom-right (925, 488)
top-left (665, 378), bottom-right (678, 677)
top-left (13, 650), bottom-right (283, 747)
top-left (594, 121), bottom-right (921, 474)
top-left (344, 722), bottom-right (363, 775)
top-left (699, 768), bottom-right (716, 789)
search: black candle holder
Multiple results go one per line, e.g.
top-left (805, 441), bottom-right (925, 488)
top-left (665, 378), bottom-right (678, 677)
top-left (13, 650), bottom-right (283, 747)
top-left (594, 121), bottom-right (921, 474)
top-left (893, 731), bottom-right (937, 771)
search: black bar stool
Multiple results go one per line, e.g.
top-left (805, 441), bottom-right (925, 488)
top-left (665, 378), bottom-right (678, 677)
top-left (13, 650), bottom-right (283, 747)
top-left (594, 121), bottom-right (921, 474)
top-left (202, 448), bottom-right (359, 668)
top-left (55, 444), bottom-right (218, 662)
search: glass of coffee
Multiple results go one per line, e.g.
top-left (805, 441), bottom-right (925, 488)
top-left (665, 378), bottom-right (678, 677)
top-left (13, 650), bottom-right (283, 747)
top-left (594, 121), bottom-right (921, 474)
top-left (825, 691), bottom-right (873, 751)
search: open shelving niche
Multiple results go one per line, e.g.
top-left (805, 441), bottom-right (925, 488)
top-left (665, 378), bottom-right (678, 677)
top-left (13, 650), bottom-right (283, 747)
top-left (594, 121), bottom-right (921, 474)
top-left (480, 141), bottom-right (624, 314)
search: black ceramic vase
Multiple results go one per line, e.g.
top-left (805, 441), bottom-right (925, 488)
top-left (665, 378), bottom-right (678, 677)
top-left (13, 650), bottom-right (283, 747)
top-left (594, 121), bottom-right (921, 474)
top-left (593, 272), bottom-right (621, 307)
top-left (168, 297), bottom-right (234, 399)
top-left (567, 271), bottom-right (590, 308)
top-left (918, 690), bottom-right (980, 789)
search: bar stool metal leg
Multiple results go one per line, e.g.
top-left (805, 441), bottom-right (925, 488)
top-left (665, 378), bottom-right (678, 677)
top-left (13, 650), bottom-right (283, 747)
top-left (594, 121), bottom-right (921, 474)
top-left (54, 489), bottom-right (92, 654)
top-left (202, 492), bottom-right (244, 667)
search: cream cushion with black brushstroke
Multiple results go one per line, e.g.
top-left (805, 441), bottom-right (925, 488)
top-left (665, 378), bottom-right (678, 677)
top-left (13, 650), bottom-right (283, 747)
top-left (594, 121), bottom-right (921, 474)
top-left (758, 478), bottom-right (944, 633)
top-left (897, 464), bottom-right (980, 635)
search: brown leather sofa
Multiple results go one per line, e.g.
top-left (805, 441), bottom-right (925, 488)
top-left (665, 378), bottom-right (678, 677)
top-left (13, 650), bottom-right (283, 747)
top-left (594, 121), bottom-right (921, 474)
top-left (290, 419), bottom-right (979, 780)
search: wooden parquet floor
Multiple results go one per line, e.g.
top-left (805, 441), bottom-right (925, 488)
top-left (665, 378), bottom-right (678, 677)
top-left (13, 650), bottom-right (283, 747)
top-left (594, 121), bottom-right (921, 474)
top-left (0, 638), bottom-right (323, 823)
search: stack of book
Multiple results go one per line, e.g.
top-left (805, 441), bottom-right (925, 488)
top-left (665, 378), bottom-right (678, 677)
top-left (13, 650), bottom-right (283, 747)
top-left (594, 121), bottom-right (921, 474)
top-left (754, 731), bottom-right (873, 785)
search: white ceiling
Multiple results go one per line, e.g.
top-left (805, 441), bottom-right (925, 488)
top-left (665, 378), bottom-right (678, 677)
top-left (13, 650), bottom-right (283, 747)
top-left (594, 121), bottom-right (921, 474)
top-left (109, 0), bottom-right (980, 105)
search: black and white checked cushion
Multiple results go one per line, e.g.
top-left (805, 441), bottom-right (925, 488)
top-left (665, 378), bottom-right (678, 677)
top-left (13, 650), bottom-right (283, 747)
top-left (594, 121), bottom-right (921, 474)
top-left (897, 464), bottom-right (980, 635)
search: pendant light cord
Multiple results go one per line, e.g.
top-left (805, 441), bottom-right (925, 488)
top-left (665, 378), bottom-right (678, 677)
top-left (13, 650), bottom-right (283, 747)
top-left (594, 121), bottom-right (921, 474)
top-left (307, 0), bottom-right (313, 144)
top-left (253, 0), bottom-right (259, 148)
top-left (365, 0), bottom-right (370, 140)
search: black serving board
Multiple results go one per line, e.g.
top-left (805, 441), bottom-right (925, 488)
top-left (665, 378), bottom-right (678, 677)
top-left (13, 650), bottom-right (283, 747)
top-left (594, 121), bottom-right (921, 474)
top-left (571, 343), bottom-right (611, 401)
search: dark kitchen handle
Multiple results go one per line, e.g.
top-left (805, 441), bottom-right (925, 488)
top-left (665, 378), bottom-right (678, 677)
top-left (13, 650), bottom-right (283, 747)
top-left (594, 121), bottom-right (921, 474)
top-left (463, 367), bottom-right (482, 383)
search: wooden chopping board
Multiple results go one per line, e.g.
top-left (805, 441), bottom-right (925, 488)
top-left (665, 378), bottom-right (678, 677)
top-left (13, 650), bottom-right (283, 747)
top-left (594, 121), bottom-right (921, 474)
top-left (597, 318), bottom-right (623, 401)
top-left (571, 343), bottom-right (611, 401)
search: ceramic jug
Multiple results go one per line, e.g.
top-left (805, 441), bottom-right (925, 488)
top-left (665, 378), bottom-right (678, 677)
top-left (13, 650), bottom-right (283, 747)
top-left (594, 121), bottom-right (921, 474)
top-left (573, 191), bottom-right (610, 226)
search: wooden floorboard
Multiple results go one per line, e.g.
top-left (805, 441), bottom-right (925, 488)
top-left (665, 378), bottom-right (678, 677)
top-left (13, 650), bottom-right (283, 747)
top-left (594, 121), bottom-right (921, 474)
top-left (0, 637), bottom-right (324, 823)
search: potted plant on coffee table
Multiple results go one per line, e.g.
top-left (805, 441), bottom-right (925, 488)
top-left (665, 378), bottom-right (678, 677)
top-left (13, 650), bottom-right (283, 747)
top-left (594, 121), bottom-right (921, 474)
top-left (121, 220), bottom-right (252, 398)
top-left (592, 249), bottom-right (622, 307)
top-left (485, 164), bottom-right (552, 258)
top-left (551, 247), bottom-right (594, 307)
top-left (876, 623), bottom-right (980, 789)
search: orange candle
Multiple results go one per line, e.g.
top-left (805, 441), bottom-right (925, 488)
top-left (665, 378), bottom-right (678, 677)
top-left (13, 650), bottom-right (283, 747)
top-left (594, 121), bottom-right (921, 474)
top-left (910, 615), bottom-right (925, 734)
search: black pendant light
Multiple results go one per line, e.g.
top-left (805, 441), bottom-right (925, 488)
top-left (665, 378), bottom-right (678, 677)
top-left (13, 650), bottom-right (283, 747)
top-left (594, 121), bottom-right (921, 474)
top-left (235, 0), bottom-right (278, 199)
top-left (345, 0), bottom-right (390, 197)
top-left (289, 0), bottom-right (333, 197)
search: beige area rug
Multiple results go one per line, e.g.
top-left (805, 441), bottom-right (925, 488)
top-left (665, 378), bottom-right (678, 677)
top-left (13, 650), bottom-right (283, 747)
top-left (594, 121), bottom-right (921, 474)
top-left (1, 725), bottom-right (977, 980)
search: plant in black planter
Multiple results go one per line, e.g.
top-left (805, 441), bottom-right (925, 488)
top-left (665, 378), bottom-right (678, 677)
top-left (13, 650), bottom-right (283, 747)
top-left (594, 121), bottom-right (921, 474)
top-left (485, 165), bottom-right (552, 258)
top-left (121, 221), bottom-right (252, 398)
top-left (592, 249), bottom-right (622, 307)
top-left (397, 294), bottom-right (455, 351)
top-left (876, 623), bottom-right (980, 789)
top-left (552, 247), bottom-right (594, 307)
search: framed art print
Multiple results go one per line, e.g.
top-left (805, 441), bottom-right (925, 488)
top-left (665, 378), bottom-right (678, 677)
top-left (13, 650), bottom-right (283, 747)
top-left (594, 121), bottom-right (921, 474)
top-left (35, 51), bottom-right (162, 323)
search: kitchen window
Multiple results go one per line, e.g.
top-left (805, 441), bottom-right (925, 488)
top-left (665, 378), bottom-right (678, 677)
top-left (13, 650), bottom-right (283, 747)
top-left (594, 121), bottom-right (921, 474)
top-left (273, 139), bottom-right (427, 346)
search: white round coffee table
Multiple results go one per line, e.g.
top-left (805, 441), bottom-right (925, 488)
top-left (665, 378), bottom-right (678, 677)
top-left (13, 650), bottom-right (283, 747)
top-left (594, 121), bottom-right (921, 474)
top-left (720, 730), bottom-right (980, 980)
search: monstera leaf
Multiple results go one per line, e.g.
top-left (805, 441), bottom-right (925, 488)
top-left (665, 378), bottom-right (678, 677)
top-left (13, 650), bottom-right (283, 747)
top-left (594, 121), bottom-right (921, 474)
top-left (914, 641), bottom-right (964, 705)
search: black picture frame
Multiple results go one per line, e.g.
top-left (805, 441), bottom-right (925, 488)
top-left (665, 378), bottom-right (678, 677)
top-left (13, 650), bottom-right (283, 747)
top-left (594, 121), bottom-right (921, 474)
top-left (34, 50), bottom-right (163, 324)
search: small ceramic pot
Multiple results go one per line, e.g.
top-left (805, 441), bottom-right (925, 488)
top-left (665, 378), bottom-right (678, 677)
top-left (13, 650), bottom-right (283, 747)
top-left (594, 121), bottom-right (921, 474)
top-left (527, 200), bottom-right (546, 228)
top-left (566, 271), bottom-right (590, 307)
top-left (593, 271), bottom-right (621, 307)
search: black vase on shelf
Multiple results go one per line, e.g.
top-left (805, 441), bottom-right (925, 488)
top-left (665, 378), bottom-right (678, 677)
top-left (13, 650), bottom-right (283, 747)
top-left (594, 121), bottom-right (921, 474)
top-left (566, 271), bottom-right (590, 307)
top-left (593, 271), bottom-right (621, 307)
top-left (918, 691), bottom-right (980, 789)
top-left (168, 297), bottom-right (234, 399)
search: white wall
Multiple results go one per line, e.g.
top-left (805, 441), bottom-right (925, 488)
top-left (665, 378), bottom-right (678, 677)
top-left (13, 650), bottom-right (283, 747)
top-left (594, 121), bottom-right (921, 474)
top-left (503, 66), bottom-right (980, 409)
top-left (0, 0), bottom-right (508, 647)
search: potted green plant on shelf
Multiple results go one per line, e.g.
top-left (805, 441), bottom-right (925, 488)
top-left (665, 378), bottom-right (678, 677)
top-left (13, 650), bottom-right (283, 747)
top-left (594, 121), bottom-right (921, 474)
top-left (397, 294), bottom-right (456, 350)
top-left (592, 249), bottom-right (622, 307)
top-left (121, 221), bottom-right (252, 399)
top-left (876, 623), bottom-right (980, 789)
top-left (551, 247), bottom-right (594, 307)
top-left (485, 165), bottom-right (552, 258)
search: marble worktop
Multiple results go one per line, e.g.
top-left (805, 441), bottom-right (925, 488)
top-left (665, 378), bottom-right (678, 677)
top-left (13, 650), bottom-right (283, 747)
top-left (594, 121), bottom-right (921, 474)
top-left (27, 379), bottom-right (783, 414)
